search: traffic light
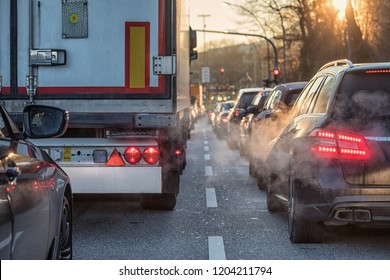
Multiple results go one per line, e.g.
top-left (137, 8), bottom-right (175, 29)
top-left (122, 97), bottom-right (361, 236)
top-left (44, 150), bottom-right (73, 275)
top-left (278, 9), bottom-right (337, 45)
top-left (273, 68), bottom-right (280, 84)
top-left (220, 68), bottom-right (225, 75)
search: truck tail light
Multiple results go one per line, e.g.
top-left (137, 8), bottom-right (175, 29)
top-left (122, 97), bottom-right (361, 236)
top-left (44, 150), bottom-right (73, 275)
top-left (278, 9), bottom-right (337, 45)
top-left (143, 147), bottom-right (160, 164)
top-left (124, 147), bottom-right (142, 164)
top-left (107, 149), bottom-right (125, 166)
top-left (310, 129), bottom-right (370, 161)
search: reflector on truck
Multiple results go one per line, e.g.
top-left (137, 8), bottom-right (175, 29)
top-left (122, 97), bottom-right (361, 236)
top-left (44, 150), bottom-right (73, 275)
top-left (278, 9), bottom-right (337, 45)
top-left (126, 22), bottom-right (150, 90)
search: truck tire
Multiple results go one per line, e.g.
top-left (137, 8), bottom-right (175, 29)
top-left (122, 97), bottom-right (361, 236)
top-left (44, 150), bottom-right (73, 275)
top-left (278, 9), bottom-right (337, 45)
top-left (142, 171), bottom-right (179, 210)
top-left (141, 193), bottom-right (177, 210)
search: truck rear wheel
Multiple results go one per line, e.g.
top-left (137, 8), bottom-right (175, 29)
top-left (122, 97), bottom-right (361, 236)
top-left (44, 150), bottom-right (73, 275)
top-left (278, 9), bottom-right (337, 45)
top-left (141, 193), bottom-right (177, 210)
top-left (142, 171), bottom-right (179, 210)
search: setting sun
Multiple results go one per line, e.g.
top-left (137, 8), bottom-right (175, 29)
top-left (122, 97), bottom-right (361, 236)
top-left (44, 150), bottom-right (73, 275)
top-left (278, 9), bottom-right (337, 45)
top-left (333, 0), bottom-right (348, 16)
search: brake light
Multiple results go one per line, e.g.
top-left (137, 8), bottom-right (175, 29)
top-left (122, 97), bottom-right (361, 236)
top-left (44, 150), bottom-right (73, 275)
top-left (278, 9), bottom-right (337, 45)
top-left (143, 147), bottom-right (160, 164)
top-left (310, 129), bottom-right (370, 160)
top-left (107, 149), bottom-right (125, 166)
top-left (366, 70), bottom-right (390, 74)
top-left (234, 109), bottom-right (239, 117)
top-left (222, 117), bottom-right (228, 123)
top-left (124, 147), bottom-right (142, 164)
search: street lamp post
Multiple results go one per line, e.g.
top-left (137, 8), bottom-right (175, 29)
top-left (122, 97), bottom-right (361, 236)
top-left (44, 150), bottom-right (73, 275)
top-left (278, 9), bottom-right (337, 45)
top-left (197, 14), bottom-right (210, 66)
top-left (196, 29), bottom-right (279, 79)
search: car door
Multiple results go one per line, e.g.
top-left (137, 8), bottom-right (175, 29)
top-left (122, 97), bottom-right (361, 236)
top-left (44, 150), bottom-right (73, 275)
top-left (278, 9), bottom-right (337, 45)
top-left (0, 106), bottom-right (50, 259)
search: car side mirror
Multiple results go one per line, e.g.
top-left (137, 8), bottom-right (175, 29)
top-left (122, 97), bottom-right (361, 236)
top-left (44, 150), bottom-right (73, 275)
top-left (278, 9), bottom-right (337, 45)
top-left (23, 105), bottom-right (69, 138)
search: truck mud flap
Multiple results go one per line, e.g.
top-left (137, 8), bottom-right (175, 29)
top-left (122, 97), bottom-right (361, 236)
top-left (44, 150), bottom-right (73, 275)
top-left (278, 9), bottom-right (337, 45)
top-left (142, 171), bottom-right (179, 210)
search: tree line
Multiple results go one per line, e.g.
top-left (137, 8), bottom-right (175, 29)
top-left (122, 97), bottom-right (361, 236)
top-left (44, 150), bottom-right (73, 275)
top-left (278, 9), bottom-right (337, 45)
top-left (192, 0), bottom-right (390, 86)
top-left (238, 0), bottom-right (390, 81)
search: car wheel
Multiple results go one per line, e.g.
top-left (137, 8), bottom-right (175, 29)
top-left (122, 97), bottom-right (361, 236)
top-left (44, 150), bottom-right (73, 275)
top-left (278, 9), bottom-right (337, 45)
top-left (57, 194), bottom-right (72, 260)
top-left (266, 173), bottom-right (283, 212)
top-left (288, 177), bottom-right (324, 243)
top-left (256, 161), bottom-right (267, 190)
top-left (248, 158), bottom-right (255, 177)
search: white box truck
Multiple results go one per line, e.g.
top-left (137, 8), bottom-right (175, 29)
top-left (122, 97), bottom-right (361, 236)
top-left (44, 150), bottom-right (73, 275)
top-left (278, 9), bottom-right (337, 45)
top-left (0, 0), bottom-right (197, 210)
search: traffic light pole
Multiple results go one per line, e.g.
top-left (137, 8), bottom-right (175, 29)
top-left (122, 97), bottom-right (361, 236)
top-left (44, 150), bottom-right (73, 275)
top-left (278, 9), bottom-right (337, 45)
top-left (195, 29), bottom-right (279, 83)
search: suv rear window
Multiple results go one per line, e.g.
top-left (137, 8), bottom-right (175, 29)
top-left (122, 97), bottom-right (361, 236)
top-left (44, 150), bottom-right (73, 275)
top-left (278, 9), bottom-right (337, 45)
top-left (334, 72), bottom-right (390, 119)
top-left (238, 92), bottom-right (258, 108)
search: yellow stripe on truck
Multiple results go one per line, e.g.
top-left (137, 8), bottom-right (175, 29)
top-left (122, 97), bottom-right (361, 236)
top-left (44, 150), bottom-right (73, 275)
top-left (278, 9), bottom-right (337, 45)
top-left (129, 26), bottom-right (146, 88)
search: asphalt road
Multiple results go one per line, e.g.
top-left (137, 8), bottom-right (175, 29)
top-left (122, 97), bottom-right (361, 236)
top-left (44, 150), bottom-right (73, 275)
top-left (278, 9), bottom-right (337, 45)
top-left (72, 116), bottom-right (390, 260)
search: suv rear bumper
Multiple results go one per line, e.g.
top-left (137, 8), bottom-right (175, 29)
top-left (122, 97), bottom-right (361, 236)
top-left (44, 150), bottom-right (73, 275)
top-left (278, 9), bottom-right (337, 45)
top-left (299, 191), bottom-right (390, 225)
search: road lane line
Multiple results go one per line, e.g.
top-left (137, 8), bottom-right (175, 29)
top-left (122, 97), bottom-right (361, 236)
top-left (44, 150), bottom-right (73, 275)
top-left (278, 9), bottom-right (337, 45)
top-left (204, 140), bottom-right (208, 145)
top-left (204, 146), bottom-right (209, 152)
top-left (206, 187), bottom-right (217, 208)
top-left (205, 165), bottom-right (213, 176)
top-left (204, 154), bottom-right (210, 161)
top-left (208, 236), bottom-right (226, 260)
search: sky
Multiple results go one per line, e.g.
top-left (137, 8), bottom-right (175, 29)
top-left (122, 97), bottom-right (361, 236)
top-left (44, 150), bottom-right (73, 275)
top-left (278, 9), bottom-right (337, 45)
top-left (189, 0), bottom-right (247, 50)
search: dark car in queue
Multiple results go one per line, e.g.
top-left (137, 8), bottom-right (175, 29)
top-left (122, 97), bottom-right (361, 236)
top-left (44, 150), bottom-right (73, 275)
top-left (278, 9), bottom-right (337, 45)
top-left (226, 88), bottom-right (266, 149)
top-left (214, 101), bottom-right (235, 139)
top-left (239, 88), bottom-right (272, 157)
top-left (248, 82), bottom-right (306, 184)
top-left (264, 60), bottom-right (390, 243)
top-left (0, 104), bottom-right (72, 259)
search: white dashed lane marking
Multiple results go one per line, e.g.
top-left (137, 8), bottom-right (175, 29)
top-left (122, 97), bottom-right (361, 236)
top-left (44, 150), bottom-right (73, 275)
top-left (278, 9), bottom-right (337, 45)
top-left (206, 188), bottom-right (218, 208)
top-left (208, 236), bottom-right (226, 260)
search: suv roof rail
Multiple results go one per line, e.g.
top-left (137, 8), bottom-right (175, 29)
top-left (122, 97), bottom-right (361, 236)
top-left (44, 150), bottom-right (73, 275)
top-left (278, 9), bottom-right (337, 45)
top-left (318, 59), bottom-right (353, 72)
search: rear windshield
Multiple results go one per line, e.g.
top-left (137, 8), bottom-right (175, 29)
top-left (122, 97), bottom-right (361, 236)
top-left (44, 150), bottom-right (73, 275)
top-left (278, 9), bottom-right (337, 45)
top-left (239, 92), bottom-right (257, 107)
top-left (222, 102), bottom-right (234, 110)
top-left (335, 72), bottom-right (390, 119)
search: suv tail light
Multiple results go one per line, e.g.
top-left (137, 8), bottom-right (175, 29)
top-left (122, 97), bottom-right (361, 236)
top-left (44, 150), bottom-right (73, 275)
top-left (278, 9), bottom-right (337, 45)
top-left (309, 129), bottom-right (370, 160)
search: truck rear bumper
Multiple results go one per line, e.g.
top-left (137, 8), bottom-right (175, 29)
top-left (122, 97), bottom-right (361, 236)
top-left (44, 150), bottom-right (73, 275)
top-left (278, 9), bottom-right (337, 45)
top-left (64, 166), bottom-right (162, 194)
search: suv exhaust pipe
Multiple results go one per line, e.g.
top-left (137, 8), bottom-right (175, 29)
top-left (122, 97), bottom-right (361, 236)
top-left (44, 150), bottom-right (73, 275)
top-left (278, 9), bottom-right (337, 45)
top-left (333, 209), bottom-right (371, 222)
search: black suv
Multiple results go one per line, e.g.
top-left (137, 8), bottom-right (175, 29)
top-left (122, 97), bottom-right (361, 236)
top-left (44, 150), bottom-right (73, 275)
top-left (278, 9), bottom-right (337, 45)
top-left (226, 88), bottom-right (265, 149)
top-left (264, 60), bottom-right (390, 243)
top-left (248, 82), bottom-right (306, 184)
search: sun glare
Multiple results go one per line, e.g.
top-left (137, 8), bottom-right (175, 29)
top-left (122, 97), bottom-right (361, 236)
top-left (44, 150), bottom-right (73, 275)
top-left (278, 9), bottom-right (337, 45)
top-left (332, 0), bottom-right (347, 17)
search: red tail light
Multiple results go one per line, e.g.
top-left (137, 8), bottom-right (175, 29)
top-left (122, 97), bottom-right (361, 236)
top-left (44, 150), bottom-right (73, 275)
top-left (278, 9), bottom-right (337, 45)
top-left (234, 109), bottom-right (239, 117)
top-left (310, 129), bottom-right (370, 160)
top-left (143, 147), bottom-right (160, 164)
top-left (124, 147), bottom-right (142, 164)
top-left (222, 117), bottom-right (228, 123)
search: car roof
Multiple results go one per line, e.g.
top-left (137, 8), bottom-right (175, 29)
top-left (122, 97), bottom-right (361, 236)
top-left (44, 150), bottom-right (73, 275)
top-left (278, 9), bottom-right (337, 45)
top-left (274, 82), bottom-right (307, 92)
top-left (317, 59), bottom-right (390, 76)
top-left (238, 87), bottom-right (270, 94)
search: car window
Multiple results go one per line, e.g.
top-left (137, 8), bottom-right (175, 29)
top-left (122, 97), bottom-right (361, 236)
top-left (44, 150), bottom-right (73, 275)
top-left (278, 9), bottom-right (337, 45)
top-left (239, 93), bottom-right (257, 107)
top-left (297, 76), bottom-right (325, 115)
top-left (285, 89), bottom-right (302, 107)
top-left (270, 90), bottom-right (282, 110)
top-left (335, 72), bottom-right (390, 119)
top-left (263, 90), bottom-right (276, 110)
top-left (251, 94), bottom-right (262, 106)
top-left (311, 76), bottom-right (335, 114)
